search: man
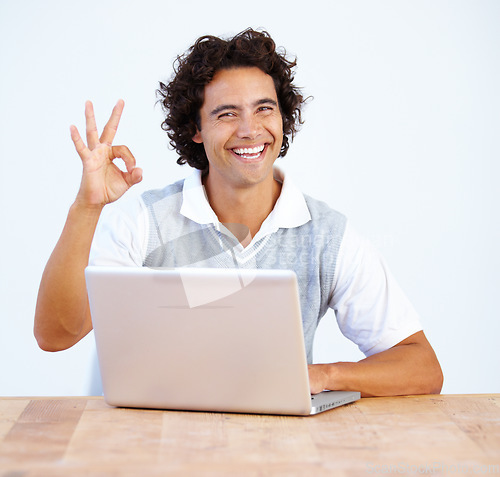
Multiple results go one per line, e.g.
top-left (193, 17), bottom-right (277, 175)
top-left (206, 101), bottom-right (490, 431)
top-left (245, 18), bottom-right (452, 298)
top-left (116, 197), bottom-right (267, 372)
top-left (34, 29), bottom-right (443, 397)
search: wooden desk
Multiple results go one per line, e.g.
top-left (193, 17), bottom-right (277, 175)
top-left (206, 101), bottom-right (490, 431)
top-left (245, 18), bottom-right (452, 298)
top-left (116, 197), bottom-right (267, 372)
top-left (1, 395), bottom-right (499, 476)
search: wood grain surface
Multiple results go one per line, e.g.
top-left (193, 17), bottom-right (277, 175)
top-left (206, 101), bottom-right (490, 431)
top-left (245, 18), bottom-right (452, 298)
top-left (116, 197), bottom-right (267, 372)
top-left (0, 395), bottom-right (499, 476)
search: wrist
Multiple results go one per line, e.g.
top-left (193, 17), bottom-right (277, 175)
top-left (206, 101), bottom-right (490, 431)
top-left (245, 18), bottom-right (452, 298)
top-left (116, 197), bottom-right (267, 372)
top-left (70, 199), bottom-right (105, 218)
top-left (321, 362), bottom-right (353, 392)
top-left (66, 201), bottom-right (105, 237)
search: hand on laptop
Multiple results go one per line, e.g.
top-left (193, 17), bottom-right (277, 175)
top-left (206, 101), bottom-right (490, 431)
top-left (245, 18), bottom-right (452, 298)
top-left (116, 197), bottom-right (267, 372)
top-left (70, 100), bottom-right (142, 209)
top-left (308, 364), bottom-right (331, 395)
top-left (307, 331), bottom-right (443, 397)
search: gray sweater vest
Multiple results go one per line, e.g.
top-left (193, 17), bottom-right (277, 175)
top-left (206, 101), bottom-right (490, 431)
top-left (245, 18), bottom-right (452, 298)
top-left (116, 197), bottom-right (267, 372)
top-left (141, 180), bottom-right (346, 363)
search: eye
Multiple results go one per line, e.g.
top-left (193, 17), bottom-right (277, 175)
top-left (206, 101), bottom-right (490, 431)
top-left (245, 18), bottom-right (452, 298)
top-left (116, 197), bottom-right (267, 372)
top-left (218, 112), bottom-right (236, 119)
top-left (257, 106), bottom-right (273, 113)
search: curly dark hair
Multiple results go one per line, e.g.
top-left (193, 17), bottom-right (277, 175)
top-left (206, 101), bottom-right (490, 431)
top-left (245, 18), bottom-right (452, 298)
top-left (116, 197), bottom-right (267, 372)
top-left (157, 28), bottom-right (305, 172)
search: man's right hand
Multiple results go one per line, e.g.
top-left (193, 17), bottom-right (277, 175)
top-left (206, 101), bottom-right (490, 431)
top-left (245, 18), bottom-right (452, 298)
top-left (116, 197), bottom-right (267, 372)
top-left (70, 99), bottom-right (142, 208)
top-left (34, 100), bottom-right (142, 351)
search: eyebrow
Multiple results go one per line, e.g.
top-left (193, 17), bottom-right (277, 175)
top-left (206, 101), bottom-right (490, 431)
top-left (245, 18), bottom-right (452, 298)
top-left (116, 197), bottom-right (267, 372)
top-left (210, 98), bottom-right (278, 117)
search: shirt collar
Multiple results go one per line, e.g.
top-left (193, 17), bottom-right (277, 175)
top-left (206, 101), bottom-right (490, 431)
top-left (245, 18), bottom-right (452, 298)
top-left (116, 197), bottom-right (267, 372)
top-left (179, 169), bottom-right (218, 225)
top-left (180, 167), bottom-right (311, 237)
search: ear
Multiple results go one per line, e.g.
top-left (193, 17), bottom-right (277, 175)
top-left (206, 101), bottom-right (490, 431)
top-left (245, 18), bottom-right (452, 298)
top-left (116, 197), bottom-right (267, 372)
top-left (192, 128), bottom-right (203, 144)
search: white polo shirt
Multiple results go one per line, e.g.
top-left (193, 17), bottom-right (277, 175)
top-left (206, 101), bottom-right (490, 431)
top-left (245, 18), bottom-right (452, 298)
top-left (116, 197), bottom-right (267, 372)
top-left (90, 167), bottom-right (422, 358)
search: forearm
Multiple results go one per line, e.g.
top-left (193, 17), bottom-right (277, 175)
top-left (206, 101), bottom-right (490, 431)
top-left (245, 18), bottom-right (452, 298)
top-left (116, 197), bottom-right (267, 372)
top-left (309, 332), bottom-right (443, 397)
top-left (34, 201), bottom-right (103, 351)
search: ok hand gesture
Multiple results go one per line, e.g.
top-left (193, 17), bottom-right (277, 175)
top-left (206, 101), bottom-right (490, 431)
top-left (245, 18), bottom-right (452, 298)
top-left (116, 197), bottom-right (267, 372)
top-left (70, 100), bottom-right (142, 208)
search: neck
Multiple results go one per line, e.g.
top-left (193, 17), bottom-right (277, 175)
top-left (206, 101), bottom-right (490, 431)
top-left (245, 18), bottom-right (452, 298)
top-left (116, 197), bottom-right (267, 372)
top-left (203, 173), bottom-right (282, 242)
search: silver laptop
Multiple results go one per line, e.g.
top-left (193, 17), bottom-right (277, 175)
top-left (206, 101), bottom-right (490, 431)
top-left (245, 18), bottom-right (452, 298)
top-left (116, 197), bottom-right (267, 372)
top-left (85, 266), bottom-right (360, 416)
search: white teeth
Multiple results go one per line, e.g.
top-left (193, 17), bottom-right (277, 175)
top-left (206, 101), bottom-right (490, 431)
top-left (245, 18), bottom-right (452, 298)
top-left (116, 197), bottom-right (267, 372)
top-left (233, 145), bottom-right (265, 155)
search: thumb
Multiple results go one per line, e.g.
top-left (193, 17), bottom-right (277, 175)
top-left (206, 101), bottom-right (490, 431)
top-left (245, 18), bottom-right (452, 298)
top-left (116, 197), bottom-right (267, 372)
top-left (125, 167), bottom-right (143, 187)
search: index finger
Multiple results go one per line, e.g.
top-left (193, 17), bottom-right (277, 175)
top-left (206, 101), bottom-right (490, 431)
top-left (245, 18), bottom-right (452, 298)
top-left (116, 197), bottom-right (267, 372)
top-left (100, 99), bottom-right (125, 146)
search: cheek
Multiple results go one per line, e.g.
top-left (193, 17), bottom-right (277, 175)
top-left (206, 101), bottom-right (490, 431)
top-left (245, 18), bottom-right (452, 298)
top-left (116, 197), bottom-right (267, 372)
top-left (204, 129), bottom-right (232, 156)
top-left (269, 112), bottom-right (284, 133)
top-left (269, 117), bottom-right (284, 139)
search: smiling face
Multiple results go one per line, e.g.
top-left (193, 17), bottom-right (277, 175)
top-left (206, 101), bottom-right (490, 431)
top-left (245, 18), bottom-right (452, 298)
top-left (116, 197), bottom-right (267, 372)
top-left (193, 67), bottom-right (284, 193)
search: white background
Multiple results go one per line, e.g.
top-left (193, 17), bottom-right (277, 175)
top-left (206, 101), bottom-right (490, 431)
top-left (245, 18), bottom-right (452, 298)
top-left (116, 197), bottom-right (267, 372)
top-left (0, 0), bottom-right (498, 396)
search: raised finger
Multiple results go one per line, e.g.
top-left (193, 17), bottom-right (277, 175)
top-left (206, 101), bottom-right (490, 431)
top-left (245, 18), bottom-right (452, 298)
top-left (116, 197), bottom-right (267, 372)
top-left (100, 99), bottom-right (125, 146)
top-left (70, 125), bottom-right (90, 160)
top-left (85, 101), bottom-right (100, 150)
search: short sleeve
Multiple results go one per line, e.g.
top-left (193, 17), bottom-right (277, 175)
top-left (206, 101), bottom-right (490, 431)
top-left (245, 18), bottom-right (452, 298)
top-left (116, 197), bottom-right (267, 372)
top-left (89, 192), bottom-right (148, 267)
top-left (330, 223), bottom-right (423, 357)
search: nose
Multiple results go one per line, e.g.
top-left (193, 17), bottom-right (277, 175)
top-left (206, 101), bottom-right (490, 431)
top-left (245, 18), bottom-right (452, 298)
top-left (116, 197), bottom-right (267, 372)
top-left (236, 113), bottom-right (261, 139)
